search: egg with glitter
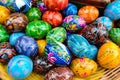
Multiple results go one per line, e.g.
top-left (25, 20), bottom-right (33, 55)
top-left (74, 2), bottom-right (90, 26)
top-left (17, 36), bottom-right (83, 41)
top-left (37, 2), bottom-right (47, 13)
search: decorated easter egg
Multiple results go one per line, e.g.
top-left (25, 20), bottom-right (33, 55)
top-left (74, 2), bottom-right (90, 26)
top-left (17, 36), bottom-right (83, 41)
top-left (26, 20), bottom-right (52, 39)
top-left (0, 25), bottom-right (9, 43)
top-left (44, 0), bottom-right (68, 11)
top-left (0, 6), bottom-right (10, 24)
top-left (37, 39), bottom-right (47, 55)
top-left (45, 41), bottom-right (72, 66)
top-left (104, 0), bottom-right (120, 20)
top-left (15, 36), bottom-right (38, 57)
top-left (97, 42), bottom-right (120, 69)
top-left (33, 56), bottom-right (54, 73)
top-left (5, 13), bottom-right (28, 33)
top-left (0, 42), bottom-right (16, 63)
top-left (42, 11), bottom-right (62, 27)
top-left (26, 7), bottom-right (42, 21)
top-left (62, 15), bottom-right (86, 32)
top-left (37, 2), bottom-right (47, 13)
top-left (70, 58), bottom-right (97, 77)
top-left (46, 27), bottom-right (66, 43)
top-left (9, 32), bottom-right (25, 46)
top-left (78, 6), bottom-right (99, 23)
top-left (45, 66), bottom-right (74, 80)
top-left (7, 55), bottom-right (33, 79)
top-left (62, 3), bottom-right (77, 17)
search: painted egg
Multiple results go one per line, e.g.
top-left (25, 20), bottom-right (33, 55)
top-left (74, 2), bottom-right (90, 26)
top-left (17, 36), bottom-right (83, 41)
top-left (97, 42), bottom-right (120, 69)
top-left (9, 32), bottom-right (25, 46)
top-left (26, 20), bottom-right (52, 39)
top-left (33, 56), bottom-right (54, 73)
top-left (44, 0), bottom-right (68, 11)
top-left (45, 41), bottom-right (72, 66)
top-left (5, 13), bottom-right (28, 33)
top-left (62, 3), bottom-right (77, 17)
top-left (42, 11), bottom-right (62, 27)
top-left (0, 42), bottom-right (16, 63)
top-left (70, 58), bottom-right (97, 77)
top-left (45, 66), bottom-right (74, 80)
top-left (15, 36), bottom-right (38, 57)
top-left (7, 55), bottom-right (33, 79)
top-left (104, 0), bottom-right (120, 20)
top-left (0, 25), bottom-right (9, 43)
top-left (0, 6), bottom-right (10, 24)
top-left (78, 6), bottom-right (99, 23)
top-left (80, 22), bottom-right (109, 47)
top-left (46, 27), bottom-right (66, 43)
top-left (62, 15), bottom-right (86, 32)
top-left (37, 2), bottom-right (47, 13)
top-left (26, 7), bottom-right (42, 22)
top-left (37, 39), bottom-right (47, 55)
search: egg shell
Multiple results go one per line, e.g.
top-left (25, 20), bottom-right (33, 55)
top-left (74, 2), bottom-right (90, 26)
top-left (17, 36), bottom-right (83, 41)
top-left (37, 2), bottom-right (47, 13)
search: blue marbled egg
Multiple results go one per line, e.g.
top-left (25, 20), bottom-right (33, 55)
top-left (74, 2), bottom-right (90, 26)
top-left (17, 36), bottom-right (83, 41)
top-left (7, 55), bottom-right (33, 79)
top-left (15, 36), bottom-right (38, 57)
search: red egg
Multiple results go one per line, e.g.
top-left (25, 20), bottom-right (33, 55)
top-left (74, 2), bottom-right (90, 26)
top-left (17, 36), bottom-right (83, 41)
top-left (42, 11), bottom-right (62, 27)
top-left (44, 0), bottom-right (68, 11)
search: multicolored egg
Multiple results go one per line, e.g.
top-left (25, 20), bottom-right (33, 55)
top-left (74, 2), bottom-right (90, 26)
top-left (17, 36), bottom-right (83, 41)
top-left (62, 3), bottom-right (77, 17)
top-left (7, 55), bottom-right (33, 79)
top-left (15, 36), bottom-right (38, 57)
top-left (37, 2), bottom-right (47, 13)
top-left (0, 25), bottom-right (9, 43)
top-left (44, 0), bottom-right (68, 11)
top-left (45, 67), bottom-right (74, 80)
top-left (46, 27), bottom-right (66, 43)
top-left (5, 13), bottom-right (28, 33)
top-left (78, 6), bottom-right (99, 23)
top-left (42, 11), bottom-right (62, 27)
top-left (0, 6), bottom-right (10, 24)
top-left (26, 20), bottom-right (52, 39)
top-left (104, 0), bottom-right (120, 20)
top-left (97, 42), bottom-right (120, 69)
top-left (45, 41), bottom-right (72, 66)
top-left (0, 42), bottom-right (16, 63)
top-left (62, 15), bottom-right (86, 32)
top-left (26, 7), bottom-right (42, 21)
top-left (70, 58), bottom-right (97, 77)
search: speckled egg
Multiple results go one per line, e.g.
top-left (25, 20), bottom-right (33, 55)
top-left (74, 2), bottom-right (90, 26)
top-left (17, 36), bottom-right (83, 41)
top-left (7, 55), bottom-right (33, 79)
top-left (26, 20), bottom-right (52, 39)
top-left (70, 58), bottom-right (97, 77)
top-left (62, 15), bottom-right (86, 32)
top-left (5, 13), bottom-right (29, 33)
top-left (0, 42), bottom-right (16, 63)
top-left (45, 41), bottom-right (72, 66)
top-left (15, 36), bottom-right (38, 57)
top-left (45, 66), bottom-right (74, 80)
top-left (37, 2), bottom-right (47, 13)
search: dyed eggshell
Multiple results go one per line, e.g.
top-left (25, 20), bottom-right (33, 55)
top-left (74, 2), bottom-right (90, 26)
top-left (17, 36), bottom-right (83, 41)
top-left (104, 0), bottom-right (120, 20)
top-left (45, 41), bottom-right (72, 66)
top-left (44, 0), bottom-right (68, 11)
top-left (45, 67), bottom-right (74, 80)
top-left (0, 42), bottom-right (16, 63)
top-left (26, 7), bottom-right (42, 21)
top-left (46, 27), bottom-right (66, 43)
top-left (37, 2), bottom-right (47, 13)
top-left (26, 20), bottom-right (52, 39)
top-left (0, 6), bottom-right (10, 24)
top-left (33, 56), bottom-right (54, 73)
top-left (37, 39), bottom-right (47, 55)
top-left (15, 36), bottom-right (38, 57)
top-left (9, 32), bottom-right (25, 46)
top-left (62, 15), bottom-right (86, 32)
top-left (97, 42), bottom-right (120, 69)
top-left (7, 55), bottom-right (33, 79)
top-left (0, 25), bottom-right (9, 43)
top-left (70, 58), bottom-right (97, 77)
top-left (78, 6), bottom-right (99, 23)
top-left (5, 13), bottom-right (28, 33)
top-left (42, 11), bottom-right (62, 27)
top-left (62, 3), bottom-right (77, 17)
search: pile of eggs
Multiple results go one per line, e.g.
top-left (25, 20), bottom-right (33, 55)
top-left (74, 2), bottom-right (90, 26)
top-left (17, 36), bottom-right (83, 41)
top-left (0, 0), bottom-right (120, 79)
